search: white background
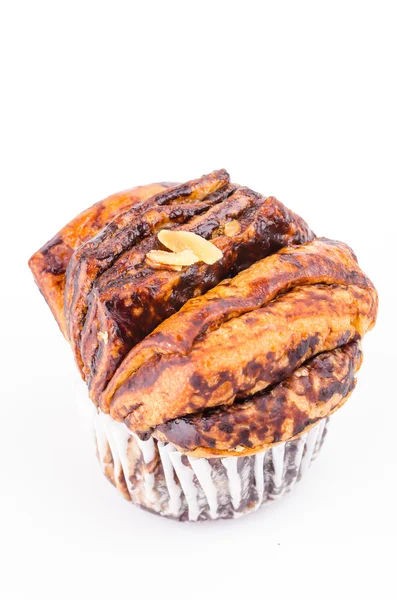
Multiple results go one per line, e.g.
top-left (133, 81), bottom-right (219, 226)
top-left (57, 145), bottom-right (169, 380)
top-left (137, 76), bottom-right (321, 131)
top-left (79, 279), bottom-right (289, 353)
top-left (1, 1), bottom-right (396, 599)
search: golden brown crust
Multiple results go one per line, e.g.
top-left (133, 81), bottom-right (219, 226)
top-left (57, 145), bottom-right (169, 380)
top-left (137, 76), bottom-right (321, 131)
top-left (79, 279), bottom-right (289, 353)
top-left (153, 341), bottom-right (362, 456)
top-left (28, 170), bottom-right (379, 453)
top-left (64, 170), bottom-right (231, 373)
top-left (108, 282), bottom-right (376, 433)
top-left (81, 188), bottom-right (314, 402)
top-left (156, 397), bottom-right (350, 458)
top-left (101, 238), bottom-right (377, 430)
top-left (102, 237), bottom-right (369, 397)
top-left (28, 182), bottom-right (173, 336)
top-left (81, 185), bottom-right (253, 398)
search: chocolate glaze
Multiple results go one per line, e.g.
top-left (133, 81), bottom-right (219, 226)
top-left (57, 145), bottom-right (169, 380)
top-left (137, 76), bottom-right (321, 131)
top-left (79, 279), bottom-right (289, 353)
top-left (64, 170), bottom-right (231, 372)
top-left (28, 181), bottom-right (174, 335)
top-left (28, 171), bottom-right (378, 455)
top-left (40, 236), bottom-right (74, 275)
top-left (154, 341), bottom-right (362, 453)
top-left (106, 264), bottom-right (376, 434)
top-left (83, 189), bottom-right (314, 402)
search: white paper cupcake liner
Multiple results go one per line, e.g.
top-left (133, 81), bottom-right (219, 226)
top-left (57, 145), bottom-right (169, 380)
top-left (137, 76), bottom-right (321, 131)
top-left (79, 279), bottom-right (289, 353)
top-left (76, 381), bottom-right (329, 521)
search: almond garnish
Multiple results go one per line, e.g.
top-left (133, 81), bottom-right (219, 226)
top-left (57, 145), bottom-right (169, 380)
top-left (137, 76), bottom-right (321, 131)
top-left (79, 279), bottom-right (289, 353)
top-left (158, 230), bottom-right (223, 265)
top-left (224, 219), bottom-right (241, 237)
top-left (97, 331), bottom-right (109, 344)
top-left (234, 445), bottom-right (245, 453)
top-left (146, 249), bottom-right (199, 268)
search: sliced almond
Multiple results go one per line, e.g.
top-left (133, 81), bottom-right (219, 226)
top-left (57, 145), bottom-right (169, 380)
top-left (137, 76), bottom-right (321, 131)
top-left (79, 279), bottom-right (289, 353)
top-left (158, 230), bottom-right (223, 265)
top-left (146, 249), bottom-right (199, 268)
top-left (233, 445), bottom-right (245, 453)
top-left (97, 331), bottom-right (109, 344)
top-left (224, 219), bottom-right (241, 237)
top-left (148, 262), bottom-right (183, 272)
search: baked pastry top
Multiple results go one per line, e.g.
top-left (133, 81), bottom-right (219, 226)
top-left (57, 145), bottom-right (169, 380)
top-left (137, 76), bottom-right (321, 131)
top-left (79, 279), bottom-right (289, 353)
top-left (29, 170), bottom-right (378, 456)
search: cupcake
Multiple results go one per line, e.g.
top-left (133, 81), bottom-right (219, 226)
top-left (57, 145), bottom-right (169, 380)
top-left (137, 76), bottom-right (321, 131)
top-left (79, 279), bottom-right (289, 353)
top-left (28, 169), bottom-right (378, 521)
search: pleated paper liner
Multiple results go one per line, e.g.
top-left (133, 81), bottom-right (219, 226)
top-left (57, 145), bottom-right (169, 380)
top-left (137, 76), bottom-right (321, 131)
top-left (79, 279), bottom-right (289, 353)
top-left (76, 379), bottom-right (328, 521)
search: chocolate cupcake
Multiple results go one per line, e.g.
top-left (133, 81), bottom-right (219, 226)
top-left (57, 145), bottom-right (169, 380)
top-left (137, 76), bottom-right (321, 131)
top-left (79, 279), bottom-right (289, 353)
top-left (29, 170), bottom-right (378, 521)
